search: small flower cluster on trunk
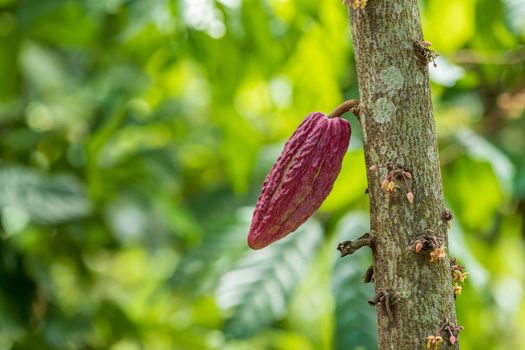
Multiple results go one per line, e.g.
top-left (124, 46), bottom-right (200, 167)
top-left (369, 164), bottom-right (414, 204)
top-left (343, 0), bottom-right (368, 9)
top-left (426, 321), bottom-right (464, 349)
top-left (409, 232), bottom-right (446, 263)
top-left (450, 257), bottom-right (468, 296)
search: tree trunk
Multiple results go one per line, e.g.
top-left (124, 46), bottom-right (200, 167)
top-left (347, 1), bottom-right (459, 349)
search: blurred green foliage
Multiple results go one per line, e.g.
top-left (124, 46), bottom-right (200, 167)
top-left (0, 0), bottom-right (524, 349)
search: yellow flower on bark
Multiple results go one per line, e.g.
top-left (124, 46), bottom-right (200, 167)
top-left (425, 335), bottom-right (444, 350)
top-left (343, 0), bottom-right (368, 9)
top-left (429, 245), bottom-right (446, 263)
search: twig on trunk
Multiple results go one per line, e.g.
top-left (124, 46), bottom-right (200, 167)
top-left (337, 232), bottom-right (373, 257)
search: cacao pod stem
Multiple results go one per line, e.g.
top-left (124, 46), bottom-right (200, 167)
top-left (329, 99), bottom-right (360, 119)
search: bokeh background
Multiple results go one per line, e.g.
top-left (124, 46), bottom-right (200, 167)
top-left (0, 0), bottom-right (524, 349)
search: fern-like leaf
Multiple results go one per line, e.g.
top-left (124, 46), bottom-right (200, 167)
top-left (331, 213), bottom-right (377, 350)
top-left (216, 219), bottom-right (323, 339)
top-left (0, 167), bottom-right (91, 230)
top-left (171, 207), bottom-right (252, 293)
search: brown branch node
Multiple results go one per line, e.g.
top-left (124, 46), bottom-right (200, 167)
top-left (413, 39), bottom-right (439, 67)
top-left (363, 265), bottom-right (374, 283)
top-left (442, 209), bottom-right (454, 229)
top-left (337, 233), bottom-right (372, 257)
top-left (441, 209), bottom-right (453, 221)
top-left (368, 289), bottom-right (399, 319)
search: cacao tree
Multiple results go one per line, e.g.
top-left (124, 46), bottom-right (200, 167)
top-left (248, 1), bottom-right (462, 348)
top-left (344, 0), bottom-right (461, 348)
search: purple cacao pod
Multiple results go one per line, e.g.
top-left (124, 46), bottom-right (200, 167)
top-left (247, 112), bottom-right (351, 249)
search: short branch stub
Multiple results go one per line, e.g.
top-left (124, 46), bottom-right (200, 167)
top-left (337, 233), bottom-right (372, 257)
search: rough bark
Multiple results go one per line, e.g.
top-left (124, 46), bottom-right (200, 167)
top-left (347, 1), bottom-right (459, 349)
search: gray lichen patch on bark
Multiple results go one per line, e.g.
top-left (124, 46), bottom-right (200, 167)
top-left (372, 98), bottom-right (396, 123)
top-left (380, 66), bottom-right (404, 95)
top-left (415, 70), bottom-right (426, 85)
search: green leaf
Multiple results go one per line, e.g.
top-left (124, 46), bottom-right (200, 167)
top-left (1, 204), bottom-right (30, 237)
top-left (0, 167), bottom-right (91, 227)
top-left (503, 0), bottom-right (525, 34)
top-left (216, 219), bottom-right (323, 339)
top-left (0, 19), bottom-right (20, 103)
top-left (24, 1), bottom-right (98, 47)
top-left (172, 207), bottom-right (251, 292)
top-left (443, 156), bottom-right (503, 231)
top-left (423, 0), bottom-right (475, 52)
top-left (448, 219), bottom-right (489, 287)
top-left (331, 212), bottom-right (377, 350)
top-left (456, 128), bottom-right (514, 194)
top-left (219, 113), bottom-right (262, 194)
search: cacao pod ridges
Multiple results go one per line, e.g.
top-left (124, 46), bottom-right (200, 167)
top-left (247, 112), bottom-right (351, 249)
